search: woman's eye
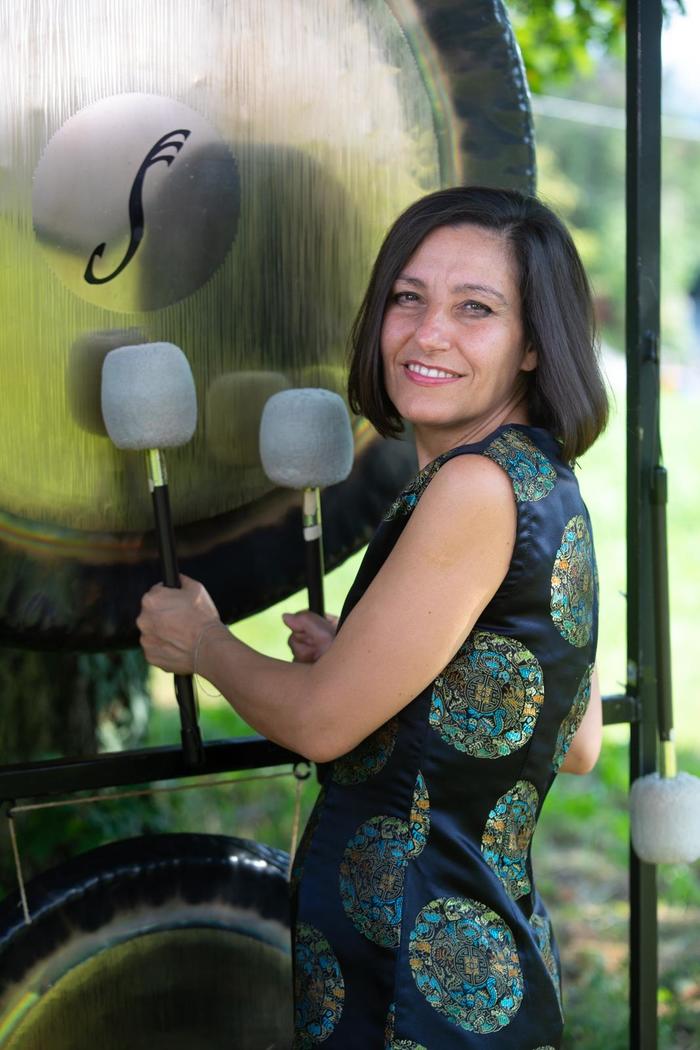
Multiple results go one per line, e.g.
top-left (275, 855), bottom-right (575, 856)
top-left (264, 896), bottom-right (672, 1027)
top-left (460, 300), bottom-right (492, 316)
top-left (391, 290), bottom-right (420, 305)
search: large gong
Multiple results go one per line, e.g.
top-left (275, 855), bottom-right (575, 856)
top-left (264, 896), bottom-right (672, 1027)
top-left (0, 0), bottom-right (533, 649)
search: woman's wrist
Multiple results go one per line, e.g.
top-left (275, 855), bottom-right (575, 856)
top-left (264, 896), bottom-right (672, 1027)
top-left (192, 620), bottom-right (230, 681)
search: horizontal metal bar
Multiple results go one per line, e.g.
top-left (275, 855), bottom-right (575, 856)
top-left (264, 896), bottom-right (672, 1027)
top-left (0, 736), bottom-right (300, 803)
top-left (603, 693), bottom-right (642, 725)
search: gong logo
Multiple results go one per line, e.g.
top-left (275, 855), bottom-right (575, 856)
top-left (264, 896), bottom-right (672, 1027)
top-left (84, 128), bottom-right (191, 286)
top-left (33, 94), bottom-right (239, 312)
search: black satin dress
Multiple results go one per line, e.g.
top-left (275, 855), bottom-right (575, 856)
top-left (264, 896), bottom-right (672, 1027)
top-left (291, 424), bottom-right (598, 1050)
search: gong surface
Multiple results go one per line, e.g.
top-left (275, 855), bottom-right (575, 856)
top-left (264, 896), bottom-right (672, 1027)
top-left (0, 835), bottom-right (293, 1049)
top-left (0, 0), bottom-right (533, 648)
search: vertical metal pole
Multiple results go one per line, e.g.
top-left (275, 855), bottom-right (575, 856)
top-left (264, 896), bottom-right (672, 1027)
top-left (626, 2), bottom-right (662, 1047)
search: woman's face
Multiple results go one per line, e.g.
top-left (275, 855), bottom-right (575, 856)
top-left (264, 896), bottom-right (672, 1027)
top-left (380, 223), bottom-right (537, 461)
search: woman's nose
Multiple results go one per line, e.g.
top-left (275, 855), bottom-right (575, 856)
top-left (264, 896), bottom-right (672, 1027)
top-left (414, 308), bottom-right (451, 351)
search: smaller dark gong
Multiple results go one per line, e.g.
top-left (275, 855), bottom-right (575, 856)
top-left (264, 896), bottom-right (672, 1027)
top-left (0, 835), bottom-right (292, 1049)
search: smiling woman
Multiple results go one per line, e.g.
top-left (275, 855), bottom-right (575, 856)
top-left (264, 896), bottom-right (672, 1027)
top-left (138, 186), bottom-right (608, 1048)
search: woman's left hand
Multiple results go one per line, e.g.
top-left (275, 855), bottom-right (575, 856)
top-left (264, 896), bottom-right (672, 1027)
top-left (137, 574), bottom-right (222, 675)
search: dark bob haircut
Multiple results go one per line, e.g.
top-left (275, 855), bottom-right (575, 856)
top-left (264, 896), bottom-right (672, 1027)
top-left (348, 186), bottom-right (608, 462)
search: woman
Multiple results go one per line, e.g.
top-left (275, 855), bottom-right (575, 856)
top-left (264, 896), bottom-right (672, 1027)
top-left (138, 186), bottom-right (608, 1049)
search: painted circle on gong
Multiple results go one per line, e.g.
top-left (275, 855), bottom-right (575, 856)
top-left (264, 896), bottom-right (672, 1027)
top-left (409, 896), bottom-right (523, 1034)
top-left (32, 94), bottom-right (240, 312)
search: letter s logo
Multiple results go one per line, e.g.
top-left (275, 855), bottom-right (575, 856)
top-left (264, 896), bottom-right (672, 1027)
top-left (84, 128), bottom-right (191, 285)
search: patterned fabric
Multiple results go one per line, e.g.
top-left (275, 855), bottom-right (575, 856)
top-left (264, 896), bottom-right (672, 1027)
top-left (385, 1003), bottom-right (428, 1050)
top-left (338, 773), bottom-right (430, 946)
top-left (483, 428), bottom-right (557, 502)
top-left (409, 896), bottom-right (523, 1033)
top-left (293, 424), bottom-right (598, 1048)
top-left (552, 664), bottom-right (594, 772)
top-left (550, 515), bottom-right (595, 647)
top-left (481, 780), bottom-right (539, 899)
top-left (429, 631), bottom-right (544, 758)
top-left (384, 457), bottom-right (446, 521)
top-left (332, 718), bottom-right (399, 784)
top-left (294, 922), bottom-right (345, 1047)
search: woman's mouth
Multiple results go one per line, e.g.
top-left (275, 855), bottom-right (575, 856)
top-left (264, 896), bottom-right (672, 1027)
top-left (404, 361), bottom-right (462, 384)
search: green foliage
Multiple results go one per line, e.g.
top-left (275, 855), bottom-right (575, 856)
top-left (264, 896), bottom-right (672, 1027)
top-left (508, 0), bottom-right (626, 93)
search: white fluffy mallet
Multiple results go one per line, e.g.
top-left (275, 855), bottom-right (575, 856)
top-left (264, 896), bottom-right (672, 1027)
top-left (630, 464), bottom-right (700, 864)
top-left (259, 388), bottom-right (354, 615)
top-left (631, 772), bottom-right (700, 864)
top-left (101, 341), bottom-right (203, 768)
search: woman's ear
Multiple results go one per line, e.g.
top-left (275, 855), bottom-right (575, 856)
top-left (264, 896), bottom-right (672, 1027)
top-left (521, 343), bottom-right (537, 373)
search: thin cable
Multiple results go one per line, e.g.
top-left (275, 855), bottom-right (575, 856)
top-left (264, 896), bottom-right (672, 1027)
top-left (7, 811), bottom-right (31, 925)
top-left (8, 768), bottom-right (293, 816)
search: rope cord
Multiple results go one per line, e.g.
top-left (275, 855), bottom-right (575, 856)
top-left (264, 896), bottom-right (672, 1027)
top-left (6, 810), bottom-right (31, 925)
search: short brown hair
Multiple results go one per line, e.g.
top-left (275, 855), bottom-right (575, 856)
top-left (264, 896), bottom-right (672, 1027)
top-left (348, 186), bottom-right (608, 462)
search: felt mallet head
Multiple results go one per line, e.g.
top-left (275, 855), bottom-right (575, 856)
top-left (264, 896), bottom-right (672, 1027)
top-left (259, 387), bottom-right (354, 490)
top-left (630, 771), bottom-right (700, 864)
top-left (101, 342), bottom-right (197, 450)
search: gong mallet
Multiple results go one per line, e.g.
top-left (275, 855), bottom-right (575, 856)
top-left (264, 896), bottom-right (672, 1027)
top-left (101, 341), bottom-right (204, 768)
top-left (630, 463), bottom-right (700, 864)
top-left (259, 388), bottom-right (354, 616)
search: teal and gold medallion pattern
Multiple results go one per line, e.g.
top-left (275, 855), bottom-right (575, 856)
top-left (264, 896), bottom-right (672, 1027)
top-left (530, 912), bottom-right (562, 1010)
top-left (550, 514), bottom-right (595, 648)
top-left (384, 456), bottom-right (446, 521)
top-left (339, 773), bottom-right (430, 946)
top-left (294, 922), bottom-right (345, 1046)
top-left (483, 429), bottom-right (557, 502)
top-left (430, 631), bottom-right (544, 758)
top-left (552, 664), bottom-right (594, 772)
top-left (332, 717), bottom-right (399, 785)
top-left (384, 1003), bottom-right (428, 1050)
top-left (481, 780), bottom-right (539, 899)
top-left (409, 896), bottom-right (523, 1033)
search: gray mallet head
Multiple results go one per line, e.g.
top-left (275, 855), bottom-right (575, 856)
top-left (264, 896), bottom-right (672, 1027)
top-left (101, 342), bottom-right (197, 450)
top-left (206, 370), bottom-right (290, 467)
top-left (630, 771), bottom-right (700, 864)
top-left (259, 388), bottom-right (354, 489)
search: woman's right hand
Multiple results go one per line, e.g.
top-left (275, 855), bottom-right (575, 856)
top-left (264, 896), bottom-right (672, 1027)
top-left (282, 610), bottom-right (338, 663)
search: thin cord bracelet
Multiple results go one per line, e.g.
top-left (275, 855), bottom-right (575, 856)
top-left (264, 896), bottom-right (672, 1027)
top-left (193, 620), bottom-right (228, 696)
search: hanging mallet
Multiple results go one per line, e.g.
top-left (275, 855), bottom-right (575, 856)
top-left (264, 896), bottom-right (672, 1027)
top-left (259, 388), bottom-right (354, 616)
top-left (630, 463), bottom-right (700, 864)
top-left (101, 341), bottom-right (204, 769)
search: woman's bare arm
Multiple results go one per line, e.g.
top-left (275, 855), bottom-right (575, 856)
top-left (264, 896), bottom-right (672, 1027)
top-left (138, 454), bottom-right (516, 762)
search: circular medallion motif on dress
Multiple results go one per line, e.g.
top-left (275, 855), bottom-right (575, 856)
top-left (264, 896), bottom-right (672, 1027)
top-left (331, 717), bottom-right (399, 784)
top-left (409, 896), bottom-right (523, 1033)
top-left (481, 780), bottom-right (539, 899)
top-left (294, 922), bottom-right (345, 1046)
top-left (530, 912), bottom-right (562, 1009)
top-left (483, 429), bottom-right (557, 502)
top-left (339, 772), bottom-right (430, 946)
top-left (384, 456), bottom-right (446, 520)
top-left (384, 1002), bottom-right (428, 1049)
top-left (551, 515), bottom-right (595, 647)
top-left (552, 664), bottom-right (594, 772)
top-left (430, 631), bottom-right (544, 758)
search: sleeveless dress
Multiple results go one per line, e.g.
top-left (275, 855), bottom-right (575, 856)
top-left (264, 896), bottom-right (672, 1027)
top-left (291, 423), bottom-right (598, 1050)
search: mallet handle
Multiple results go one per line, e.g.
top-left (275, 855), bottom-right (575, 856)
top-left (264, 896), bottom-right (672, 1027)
top-left (147, 449), bottom-right (204, 769)
top-left (302, 487), bottom-right (325, 617)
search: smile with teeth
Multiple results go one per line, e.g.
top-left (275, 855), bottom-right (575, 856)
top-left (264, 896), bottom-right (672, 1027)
top-left (405, 362), bottom-right (461, 380)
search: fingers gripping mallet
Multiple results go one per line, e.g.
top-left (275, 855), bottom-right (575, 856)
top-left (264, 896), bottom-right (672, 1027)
top-left (630, 464), bottom-right (700, 864)
top-left (259, 389), bottom-right (354, 616)
top-left (101, 342), bottom-right (204, 768)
